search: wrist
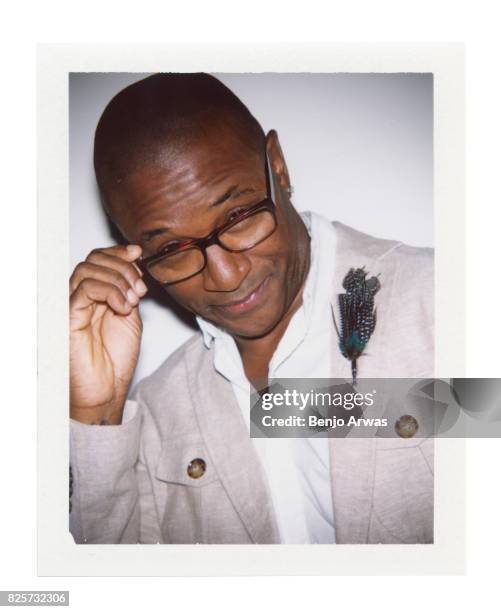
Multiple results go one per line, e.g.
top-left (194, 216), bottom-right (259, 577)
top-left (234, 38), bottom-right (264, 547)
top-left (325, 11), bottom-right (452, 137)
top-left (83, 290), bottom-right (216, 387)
top-left (70, 402), bottom-right (125, 425)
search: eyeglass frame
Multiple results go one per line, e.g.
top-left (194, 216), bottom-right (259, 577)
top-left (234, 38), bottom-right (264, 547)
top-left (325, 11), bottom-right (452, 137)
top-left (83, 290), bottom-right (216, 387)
top-left (136, 152), bottom-right (278, 286)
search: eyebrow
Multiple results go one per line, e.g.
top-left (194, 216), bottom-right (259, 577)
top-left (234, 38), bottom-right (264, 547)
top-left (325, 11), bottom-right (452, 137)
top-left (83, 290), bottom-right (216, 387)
top-left (140, 185), bottom-right (258, 242)
top-left (209, 185), bottom-right (256, 208)
top-left (141, 227), bottom-right (171, 242)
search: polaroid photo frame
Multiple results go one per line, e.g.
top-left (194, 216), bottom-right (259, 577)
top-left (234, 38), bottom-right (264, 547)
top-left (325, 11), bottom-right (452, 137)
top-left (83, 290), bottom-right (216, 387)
top-left (38, 42), bottom-right (465, 575)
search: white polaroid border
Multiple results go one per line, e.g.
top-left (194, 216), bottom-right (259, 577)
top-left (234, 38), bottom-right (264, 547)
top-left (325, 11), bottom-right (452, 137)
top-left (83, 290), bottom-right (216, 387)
top-left (38, 42), bottom-right (465, 576)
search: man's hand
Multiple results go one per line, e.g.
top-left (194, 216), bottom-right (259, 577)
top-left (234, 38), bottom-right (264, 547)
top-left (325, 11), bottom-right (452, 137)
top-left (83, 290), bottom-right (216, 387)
top-left (69, 245), bottom-right (147, 425)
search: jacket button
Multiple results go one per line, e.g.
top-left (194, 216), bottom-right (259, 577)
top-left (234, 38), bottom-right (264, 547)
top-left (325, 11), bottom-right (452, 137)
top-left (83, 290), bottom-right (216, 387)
top-left (187, 458), bottom-right (206, 479)
top-left (395, 415), bottom-right (419, 438)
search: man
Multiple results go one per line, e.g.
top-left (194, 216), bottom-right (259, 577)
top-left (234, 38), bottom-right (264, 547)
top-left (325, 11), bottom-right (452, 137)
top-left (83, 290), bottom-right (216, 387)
top-left (69, 73), bottom-right (434, 544)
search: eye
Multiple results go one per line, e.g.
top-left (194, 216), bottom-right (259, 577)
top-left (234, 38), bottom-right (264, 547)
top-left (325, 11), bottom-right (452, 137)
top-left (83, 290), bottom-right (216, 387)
top-left (159, 240), bottom-right (182, 255)
top-left (227, 207), bottom-right (248, 223)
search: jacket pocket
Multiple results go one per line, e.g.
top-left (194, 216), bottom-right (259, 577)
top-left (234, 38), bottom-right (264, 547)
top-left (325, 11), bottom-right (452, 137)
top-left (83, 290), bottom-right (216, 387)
top-left (154, 432), bottom-right (218, 488)
top-left (371, 442), bottom-right (434, 543)
top-left (154, 433), bottom-right (243, 543)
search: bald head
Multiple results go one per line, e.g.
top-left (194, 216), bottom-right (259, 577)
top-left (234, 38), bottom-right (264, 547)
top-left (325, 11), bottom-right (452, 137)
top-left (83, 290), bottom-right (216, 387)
top-left (94, 73), bottom-right (265, 210)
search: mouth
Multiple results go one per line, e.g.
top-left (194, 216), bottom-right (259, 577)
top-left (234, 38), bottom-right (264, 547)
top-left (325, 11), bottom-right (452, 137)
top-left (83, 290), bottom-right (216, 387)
top-left (213, 276), bottom-right (271, 316)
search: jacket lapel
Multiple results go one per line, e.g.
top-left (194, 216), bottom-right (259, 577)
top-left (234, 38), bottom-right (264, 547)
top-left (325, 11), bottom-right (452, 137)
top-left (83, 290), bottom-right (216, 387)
top-left (328, 221), bottom-right (401, 543)
top-left (330, 221), bottom-right (402, 379)
top-left (185, 345), bottom-right (280, 544)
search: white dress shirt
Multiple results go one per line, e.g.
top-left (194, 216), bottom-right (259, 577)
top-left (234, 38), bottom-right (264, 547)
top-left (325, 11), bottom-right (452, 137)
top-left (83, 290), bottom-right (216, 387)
top-left (197, 211), bottom-right (337, 543)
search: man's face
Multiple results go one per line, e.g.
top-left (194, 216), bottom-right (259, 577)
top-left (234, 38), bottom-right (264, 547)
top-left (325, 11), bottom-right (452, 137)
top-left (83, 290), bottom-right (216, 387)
top-left (108, 132), bottom-right (303, 339)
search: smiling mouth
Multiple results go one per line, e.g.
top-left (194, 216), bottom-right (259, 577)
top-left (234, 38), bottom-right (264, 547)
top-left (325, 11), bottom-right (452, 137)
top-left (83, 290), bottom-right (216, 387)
top-left (213, 276), bottom-right (270, 316)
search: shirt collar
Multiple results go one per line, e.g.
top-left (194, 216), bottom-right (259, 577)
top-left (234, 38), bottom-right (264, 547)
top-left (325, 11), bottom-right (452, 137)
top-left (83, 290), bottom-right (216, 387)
top-left (198, 315), bottom-right (221, 349)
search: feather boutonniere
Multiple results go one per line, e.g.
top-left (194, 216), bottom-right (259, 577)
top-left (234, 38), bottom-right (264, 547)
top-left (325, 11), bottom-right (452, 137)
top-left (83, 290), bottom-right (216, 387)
top-left (333, 267), bottom-right (381, 385)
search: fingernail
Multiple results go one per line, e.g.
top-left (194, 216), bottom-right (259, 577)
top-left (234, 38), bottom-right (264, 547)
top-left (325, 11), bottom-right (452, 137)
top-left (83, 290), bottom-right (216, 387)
top-left (135, 279), bottom-right (147, 295)
top-left (127, 244), bottom-right (141, 256)
top-left (126, 288), bottom-right (139, 305)
top-left (133, 262), bottom-right (144, 277)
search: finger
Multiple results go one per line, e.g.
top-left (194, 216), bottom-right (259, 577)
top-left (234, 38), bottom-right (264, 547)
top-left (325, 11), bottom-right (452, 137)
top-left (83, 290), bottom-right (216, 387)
top-left (70, 261), bottom-right (136, 298)
top-left (85, 249), bottom-right (147, 296)
top-left (87, 244), bottom-right (143, 275)
top-left (70, 278), bottom-right (135, 316)
top-left (89, 244), bottom-right (142, 263)
top-left (120, 244), bottom-right (145, 277)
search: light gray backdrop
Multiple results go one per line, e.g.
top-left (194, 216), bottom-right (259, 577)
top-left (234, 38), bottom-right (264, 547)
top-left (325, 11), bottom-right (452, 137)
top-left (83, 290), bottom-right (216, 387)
top-left (69, 72), bottom-right (433, 388)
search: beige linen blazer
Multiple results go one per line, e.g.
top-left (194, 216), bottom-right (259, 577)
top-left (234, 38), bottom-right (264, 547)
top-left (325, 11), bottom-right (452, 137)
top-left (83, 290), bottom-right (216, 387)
top-left (69, 221), bottom-right (434, 544)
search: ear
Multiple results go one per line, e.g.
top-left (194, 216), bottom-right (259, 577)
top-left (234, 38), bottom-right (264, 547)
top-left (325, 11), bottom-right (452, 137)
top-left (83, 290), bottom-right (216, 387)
top-left (265, 129), bottom-right (292, 194)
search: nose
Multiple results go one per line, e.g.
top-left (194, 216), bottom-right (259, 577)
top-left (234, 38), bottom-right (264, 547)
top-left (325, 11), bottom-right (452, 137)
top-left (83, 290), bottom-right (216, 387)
top-left (202, 244), bottom-right (251, 292)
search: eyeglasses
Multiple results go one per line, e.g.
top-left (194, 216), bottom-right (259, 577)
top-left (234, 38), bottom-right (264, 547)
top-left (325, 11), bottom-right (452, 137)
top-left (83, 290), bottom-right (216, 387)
top-left (137, 154), bottom-right (278, 286)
